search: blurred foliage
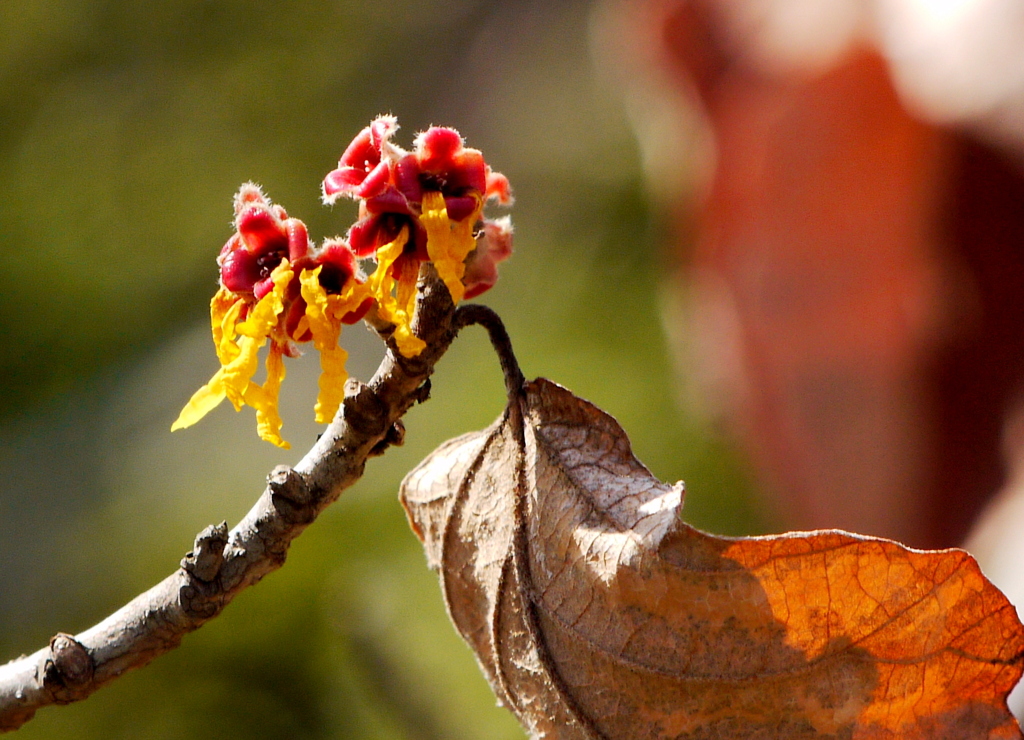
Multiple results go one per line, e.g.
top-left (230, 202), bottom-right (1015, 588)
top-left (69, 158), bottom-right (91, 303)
top-left (0, 1), bottom-right (763, 737)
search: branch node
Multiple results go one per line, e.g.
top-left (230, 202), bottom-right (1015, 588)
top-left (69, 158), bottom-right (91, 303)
top-left (180, 522), bottom-right (229, 583)
top-left (179, 581), bottom-right (220, 620)
top-left (369, 420), bottom-right (406, 457)
top-left (268, 466), bottom-right (315, 525)
top-left (343, 380), bottom-right (389, 438)
top-left (267, 466), bottom-right (311, 506)
top-left (413, 379), bottom-right (432, 405)
top-left (42, 634), bottom-right (93, 700)
top-left (215, 549), bottom-right (249, 593)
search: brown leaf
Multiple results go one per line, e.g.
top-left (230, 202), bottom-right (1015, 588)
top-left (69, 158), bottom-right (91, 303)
top-left (401, 378), bottom-right (1024, 739)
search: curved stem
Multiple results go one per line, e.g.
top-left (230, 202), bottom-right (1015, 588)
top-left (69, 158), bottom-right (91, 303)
top-left (452, 303), bottom-right (525, 402)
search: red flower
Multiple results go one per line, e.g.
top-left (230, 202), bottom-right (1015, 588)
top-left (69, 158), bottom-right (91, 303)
top-left (312, 239), bottom-right (373, 322)
top-left (321, 116), bottom-right (400, 201)
top-left (322, 118), bottom-right (513, 265)
top-left (464, 216), bottom-right (514, 300)
top-left (218, 183), bottom-right (313, 300)
top-left (175, 184), bottom-right (369, 446)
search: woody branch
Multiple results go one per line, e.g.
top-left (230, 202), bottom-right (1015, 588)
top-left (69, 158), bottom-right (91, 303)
top-left (0, 272), bottom-right (503, 733)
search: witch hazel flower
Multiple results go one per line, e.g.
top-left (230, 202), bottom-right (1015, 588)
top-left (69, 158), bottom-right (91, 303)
top-left (464, 216), bottom-right (513, 300)
top-left (172, 184), bottom-right (370, 448)
top-left (174, 116), bottom-right (513, 446)
top-left (323, 115), bottom-right (513, 357)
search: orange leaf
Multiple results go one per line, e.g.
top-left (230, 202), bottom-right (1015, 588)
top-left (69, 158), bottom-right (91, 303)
top-left (401, 378), bottom-right (1024, 739)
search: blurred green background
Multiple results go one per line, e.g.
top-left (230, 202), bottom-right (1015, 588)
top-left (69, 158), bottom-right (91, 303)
top-left (0, 1), bottom-right (764, 737)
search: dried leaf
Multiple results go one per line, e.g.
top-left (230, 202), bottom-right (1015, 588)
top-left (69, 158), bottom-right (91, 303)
top-left (401, 378), bottom-right (1024, 739)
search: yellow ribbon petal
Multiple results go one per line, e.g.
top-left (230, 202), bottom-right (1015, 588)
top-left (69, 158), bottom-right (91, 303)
top-left (314, 341), bottom-right (348, 424)
top-left (225, 260), bottom-right (292, 409)
top-left (236, 261), bottom-right (293, 340)
top-left (211, 288), bottom-right (243, 365)
top-left (220, 335), bottom-right (262, 410)
top-left (301, 267), bottom-right (346, 423)
top-left (172, 260), bottom-right (293, 434)
top-left (366, 227), bottom-right (426, 358)
top-left (173, 289), bottom-right (243, 430)
top-left (421, 190), bottom-right (481, 305)
top-left (243, 344), bottom-right (289, 448)
top-left (171, 369), bottom-right (228, 431)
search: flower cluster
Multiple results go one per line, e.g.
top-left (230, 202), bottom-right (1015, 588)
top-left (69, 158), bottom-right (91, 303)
top-left (322, 115), bottom-right (512, 355)
top-left (173, 116), bottom-right (513, 447)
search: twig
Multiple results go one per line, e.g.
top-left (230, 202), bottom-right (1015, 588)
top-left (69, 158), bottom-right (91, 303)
top-left (452, 303), bottom-right (525, 401)
top-left (0, 270), bottom-right (467, 732)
